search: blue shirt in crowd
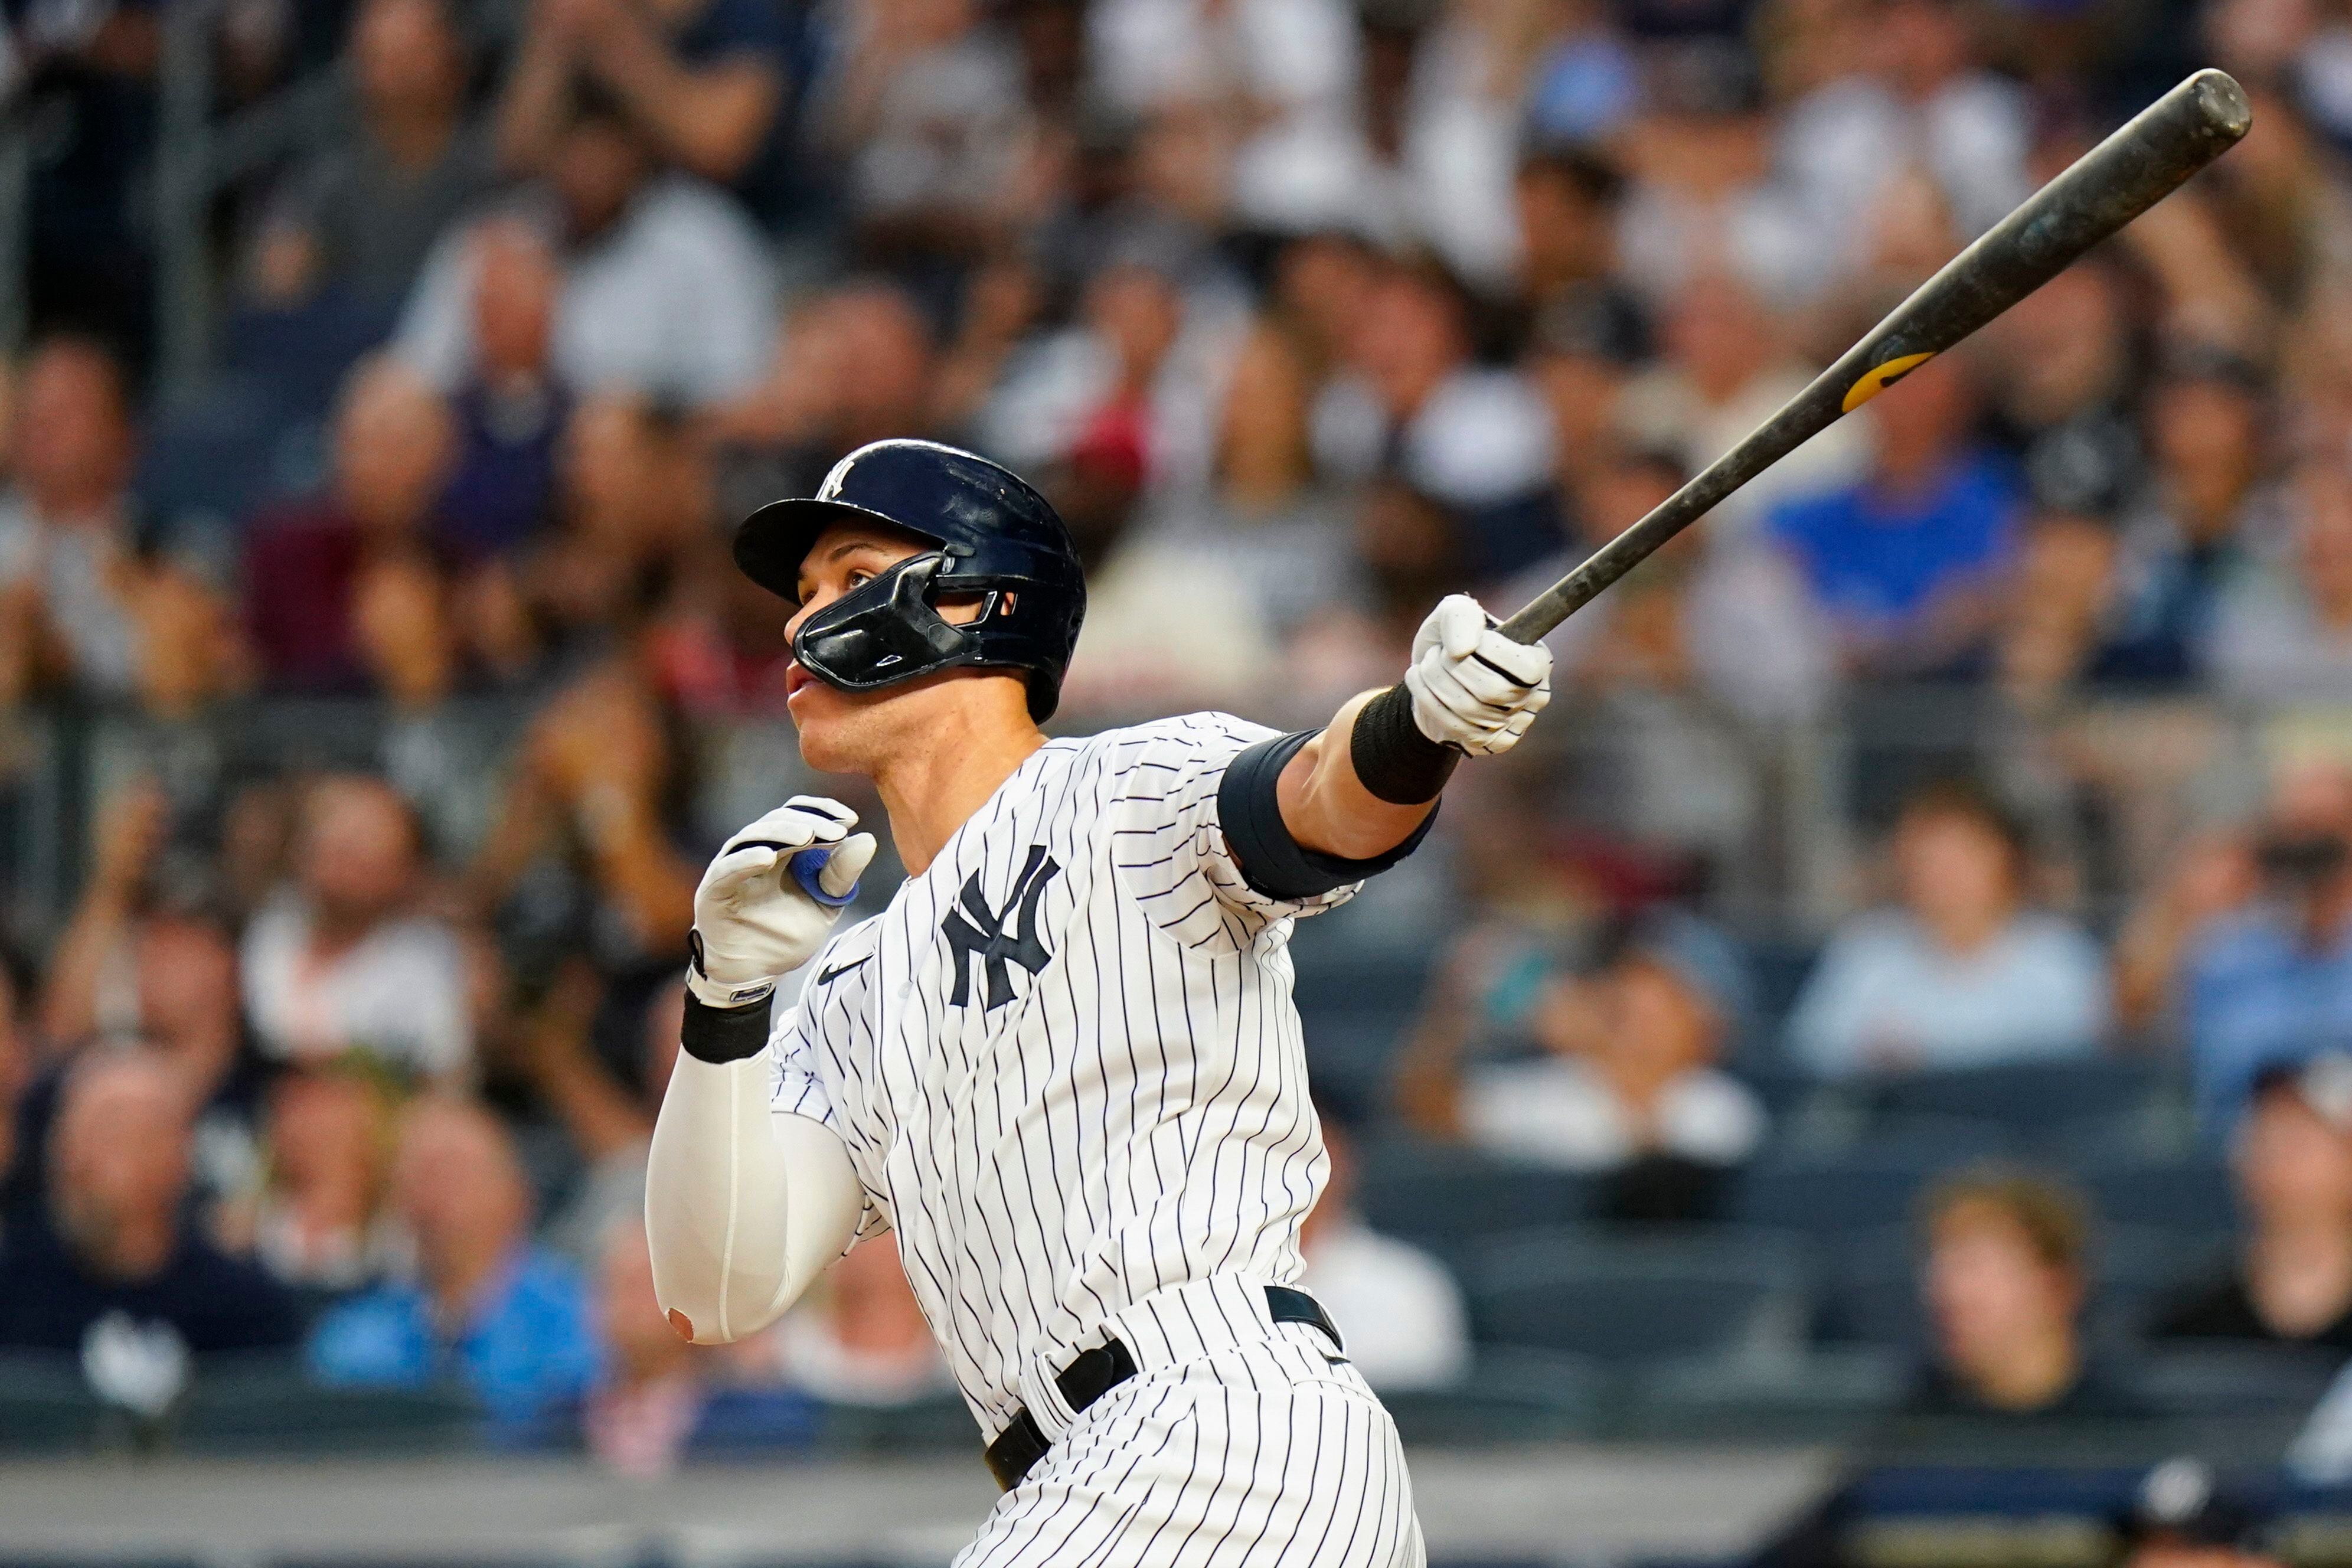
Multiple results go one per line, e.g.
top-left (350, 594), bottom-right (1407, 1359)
top-left (2184, 907), bottom-right (2352, 1136)
top-left (1769, 454), bottom-right (2021, 649)
top-left (306, 1246), bottom-right (600, 1440)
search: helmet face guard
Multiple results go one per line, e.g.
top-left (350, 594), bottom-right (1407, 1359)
top-left (793, 552), bottom-right (994, 693)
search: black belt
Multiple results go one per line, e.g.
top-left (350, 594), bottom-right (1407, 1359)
top-left (983, 1285), bottom-right (1342, 1491)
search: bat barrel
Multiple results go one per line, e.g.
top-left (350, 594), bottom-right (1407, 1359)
top-left (1497, 69), bottom-right (2250, 646)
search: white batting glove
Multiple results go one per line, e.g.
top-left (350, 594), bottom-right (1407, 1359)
top-left (1402, 594), bottom-right (1553, 757)
top-left (687, 797), bottom-right (878, 1010)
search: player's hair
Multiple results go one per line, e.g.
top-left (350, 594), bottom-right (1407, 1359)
top-left (1920, 1162), bottom-right (2091, 1275)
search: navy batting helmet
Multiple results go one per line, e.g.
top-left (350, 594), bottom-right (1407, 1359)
top-left (734, 440), bottom-right (1087, 721)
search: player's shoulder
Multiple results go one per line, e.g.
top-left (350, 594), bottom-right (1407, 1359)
top-left (1075, 710), bottom-right (1285, 773)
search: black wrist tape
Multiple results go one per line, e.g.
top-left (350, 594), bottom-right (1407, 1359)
top-left (1350, 684), bottom-right (1459, 805)
top-left (680, 989), bottom-right (773, 1064)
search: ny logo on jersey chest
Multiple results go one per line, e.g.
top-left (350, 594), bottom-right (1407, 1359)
top-left (942, 844), bottom-right (1060, 1010)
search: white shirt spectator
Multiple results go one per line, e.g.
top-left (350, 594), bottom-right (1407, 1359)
top-left (1301, 1216), bottom-right (1471, 1391)
top-left (396, 179), bottom-right (775, 406)
top-left (2205, 562), bottom-right (2352, 703)
top-left (1616, 364), bottom-right (1873, 541)
top-left (1090, 0), bottom-right (1370, 237)
top-left (773, 1309), bottom-right (955, 1407)
top-left (1776, 73), bottom-right (2031, 272)
top-left (240, 893), bottom-right (472, 1080)
top-left (1460, 1058), bottom-right (1768, 1172)
top-left (0, 492), bottom-right (139, 698)
top-left (1061, 533), bottom-right (1280, 718)
top-left (1785, 909), bottom-right (2112, 1078)
top-left (1312, 368), bottom-right (1555, 509)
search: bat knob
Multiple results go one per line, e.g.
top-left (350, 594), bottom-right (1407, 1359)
top-left (789, 847), bottom-right (860, 908)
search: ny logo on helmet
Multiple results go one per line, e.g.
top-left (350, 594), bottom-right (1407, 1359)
top-left (942, 844), bottom-right (1060, 1010)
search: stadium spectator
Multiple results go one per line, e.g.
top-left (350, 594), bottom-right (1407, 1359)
top-left (0, 335), bottom-right (234, 711)
top-left (1518, 443), bottom-right (1830, 730)
top-left (2154, 1056), bottom-right (2352, 1354)
top-left (248, 0), bottom-right (490, 311)
top-left (527, 969), bottom-right (675, 1271)
top-left (10, 0), bottom-right (162, 361)
top-left (1161, 315), bottom-right (1352, 629)
top-left (433, 218), bottom-right (571, 564)
top-left (1056, 400), bottom-right (1280, 720)
top-left (398, 87), bottom-right (775, 406)
top-left (28, 790), bottom-right (269, 1208)
top-left (241, 775), bottom-right (472, 1084)
top-left (2207, 458), bottom-right (2352, 701)
top-left (1774, 0), bottom-right (2030, 261)
top-left (1906, 1165), bottom-right (2142, 1422)
top-left (2102, 349), bottom-right (2273, 688)
top-left (773, 1234), bottom-right (952, 1406)
top-left (584, 1216), bottom-right (818, 1472)
top-left (711, 277), bottom-right (943, 504)
top-left (495, 0), bottom-right (793, 215)
top-left (229, 1066), bottom-right (397, 1299)
top-left (817, 0), bottom-right (1033, 264)
top-left (1514, 146), bottom-right (1647, 368)
top-left (0, 1048), bottom-right (300, 1360)
top-left (1299, 1096), bottom-right (1470, 1391)
top-left (2113, 1458), bottom-right (2283, 1568)
top-left (1312, 259), bottom-right (1558, 579)
top-left (1447, 912), bottom-right (1765, 1219)
top-left (243, 356), bottom-right (458, 695)
top-left (2183, 760), bottom-right (2352, 1135)
top-left (1786, 779), bottom-right (2111, 1077)
top-left (1766, 354), bottom-right (2023, 681)
top-left (308, 1095), bottom-right (600, 1436)
top-left (1616, 273), bottom-right (1867, 540)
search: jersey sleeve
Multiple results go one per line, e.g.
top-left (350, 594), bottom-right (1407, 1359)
top-left (1106, 712), bottom-right (1414, 947)
top-left (766, 991), bottom-right (891, 1242)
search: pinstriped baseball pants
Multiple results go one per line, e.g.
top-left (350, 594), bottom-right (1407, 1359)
top-left (955, 1323), bottom-right (1425, 1568)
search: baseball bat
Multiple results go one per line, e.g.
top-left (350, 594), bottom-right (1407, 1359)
top-left (1497, 67), bottom-right (2253, 645)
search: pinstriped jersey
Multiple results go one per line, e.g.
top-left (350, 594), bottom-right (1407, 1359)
top-left (766, 712), bottom-right (1360, 1439)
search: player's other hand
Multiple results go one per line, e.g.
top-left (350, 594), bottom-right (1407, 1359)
top-left (688, 798), bottom-right (877, 1008)
top-left (1403, 594), bottom-right (1553, 757)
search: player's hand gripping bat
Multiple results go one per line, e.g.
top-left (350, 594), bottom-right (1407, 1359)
top-left (1496, 67), bottom-right (2254, 646)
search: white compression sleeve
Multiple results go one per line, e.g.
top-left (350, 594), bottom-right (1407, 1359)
top-left (644, 1051), bottom-right (865, 1345)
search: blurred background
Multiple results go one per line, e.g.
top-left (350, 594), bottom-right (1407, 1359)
top-left (8, 0), bottom-right (2352, 1562)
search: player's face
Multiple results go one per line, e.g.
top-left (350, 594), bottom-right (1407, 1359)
top-left (782, 521), bottom-right (999, 772)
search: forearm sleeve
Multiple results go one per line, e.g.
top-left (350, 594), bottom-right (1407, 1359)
top-left (644, 1051), bottom-right (864, 1344)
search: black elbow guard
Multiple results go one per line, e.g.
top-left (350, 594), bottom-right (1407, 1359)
top-left (1219, 729), bottom-right (1438, 901)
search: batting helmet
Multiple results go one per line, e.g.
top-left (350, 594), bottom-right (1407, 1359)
top-left (734, 440), bottom-right (1087, 721)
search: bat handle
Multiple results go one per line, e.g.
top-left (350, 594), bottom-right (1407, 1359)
top-left (789, 846), bottom-right (860, 908)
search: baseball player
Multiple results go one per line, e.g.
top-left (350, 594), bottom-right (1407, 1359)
top-left (645, 439), bottom-right (1551, 1566)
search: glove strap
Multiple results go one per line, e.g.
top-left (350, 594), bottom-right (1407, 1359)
top-left (680, 987), bottom-right (775, 1065)
top-left (1350, 684), bottom-right (1460, 805)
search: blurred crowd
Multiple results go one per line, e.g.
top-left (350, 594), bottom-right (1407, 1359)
top-left (9, 0), bottom-right (2352, 1471)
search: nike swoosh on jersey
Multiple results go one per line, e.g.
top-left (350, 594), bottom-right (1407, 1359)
top-left (816, 956), bottom-right (872, 985)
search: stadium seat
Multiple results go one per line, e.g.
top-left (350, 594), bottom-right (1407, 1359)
top-left (1464, 1228), bottom-right (1809, 1363)
top-left (1354, 1138), bottom-right (1595, 1264)
top-left (175, 1361), bottom-right (485, 1455)
top-left (0, 1353), bottom-right (106, 1452)
top-left (1863, 1059), bottom-right (2155, 1133)
top-left (1626, 1346), bottom-right (1905, 1442)
top-left (2070, 1155), bottom-right (2237, 1233)
top-left (1377, 1350), bottom-right (1603, 1444)
top-left (1729, 1132), bottom-right (2009, 1234)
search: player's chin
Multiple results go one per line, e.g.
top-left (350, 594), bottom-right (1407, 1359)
top-left (787, 682), bottom-right (881, 773)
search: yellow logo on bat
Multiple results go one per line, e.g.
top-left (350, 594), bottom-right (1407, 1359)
top-left (1842, 351), bottom-right (1937, 413)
